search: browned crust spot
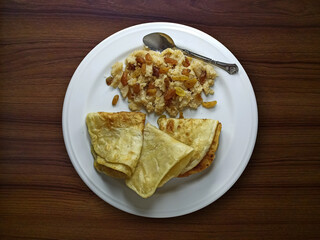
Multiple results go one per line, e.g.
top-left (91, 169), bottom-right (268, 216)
top-left (178, 122), bottom-right (222, 178)
top-left (166, 119), bottom-right (174, 133)
top-left (98, 111), bottom-right (146, 130)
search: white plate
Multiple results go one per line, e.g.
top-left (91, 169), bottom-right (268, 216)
top-left (62, 22), bottom-right (258, 218)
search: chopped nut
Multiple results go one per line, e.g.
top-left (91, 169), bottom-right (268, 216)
top-left (145, 53), bottom-right (153, 65)
top-left (152, 66), bottom-right (160, 77)
top-left (147, 88), bottom-right (157, 96)
top-left (106, 76), bottom-right (113, 85)
top-left (184, 78), bottom-right (197, 88)
top-left (199, 70), bottom-right (207, 84)
top-left (164, 57), bottom-right (178, 65)
top-left (175, 87), bottom-right (186, 97)
top-left (132, 83), bottom-right (140, 94)
top-left (121, 71), bottom-right (128, 86)
top-left (182, 68), bottom-right (191, 76)
top-left (112, 95), bottom-right (119, 105)
top-left (202, 100), bottom-right (217, 108)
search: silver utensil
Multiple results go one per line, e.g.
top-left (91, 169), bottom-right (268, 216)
top-left (143, 32), bottom-right (239, 75)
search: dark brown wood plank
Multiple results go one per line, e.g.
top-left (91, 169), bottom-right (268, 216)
top-left (1, 0), bottom-right (320, 27)
top-left (1, 0), bottom-right (320, 239)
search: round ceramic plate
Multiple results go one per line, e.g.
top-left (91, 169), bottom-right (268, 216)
top-left (62, 22), bottom-right (258, 218)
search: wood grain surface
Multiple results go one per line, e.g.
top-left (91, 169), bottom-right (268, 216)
top-left (1, 0), bottom-right (320, 239)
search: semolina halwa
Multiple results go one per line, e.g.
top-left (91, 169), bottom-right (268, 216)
top-left (107, 48), bottom-right (217, 117)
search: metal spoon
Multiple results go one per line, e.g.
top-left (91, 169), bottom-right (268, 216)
top-left (143, 32), bottom-right (239, 75)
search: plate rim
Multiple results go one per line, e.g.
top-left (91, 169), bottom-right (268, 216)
top-left (62, 22), bottom-right (258, 218)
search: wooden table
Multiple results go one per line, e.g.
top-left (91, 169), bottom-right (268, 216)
top-left (1, 1), bottom-right (319, 239)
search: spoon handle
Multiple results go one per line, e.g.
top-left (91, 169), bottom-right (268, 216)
top-left (178, 47), bottom-right (239, 75)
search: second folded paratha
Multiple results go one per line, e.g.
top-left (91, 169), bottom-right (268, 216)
top-left (126, 123), bottom-right (194, 198)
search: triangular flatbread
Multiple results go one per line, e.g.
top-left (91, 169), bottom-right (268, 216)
top-left (158, 118), bottom-right (221, 177)
top-left (126, 123), bottom-right (193, 198)
top-left (86, 112), bottom-right (146, 178)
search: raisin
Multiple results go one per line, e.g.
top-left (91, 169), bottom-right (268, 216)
top-left (147, 89), bottom-right (157, 96)
top-left (152, 66), bottom-right (160, 78)
top-left (159, 67), bottom-right (170, 74)
top-left (164, 89), bottom-right (176, 100)
top-left (145, 53), bottom-right (153, 65)
top-left (106, 76), bottom-right (113, 85)
top-left (127, 63), bottom-right (136, 71)
top-left (181, 68), bottom-right (191, 76)
top-left (141, 63), bottom-right (146, 75)
top-left (184, 78), bottom-right (197, 88)
top-left (164, 57), bottom-right (178, 65)
top-left (148, 82), bottom-right (155, 89)
top-left (112, 95), bottom-right (119, 105)
top-left (182, 57), bottom-right (190, 67)
top-left (164, 77), bottom-right (170, 90)
top-left (202, 100), bottom-right (217, 108)
top-left (136, 56), bottom-right (145, 66)
top-left (120, 71), bottom-right (128, 86)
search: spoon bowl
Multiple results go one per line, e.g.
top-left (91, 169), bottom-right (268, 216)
top-left (143, 32), bottom-right (239, 75)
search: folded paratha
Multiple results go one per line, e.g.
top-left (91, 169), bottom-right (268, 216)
top-left (86, 112), bottom-right (146, 178)
top-left (126, 123), bottom-right (194, 198)
top-left (158, 118), bottom-right (222, 177)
